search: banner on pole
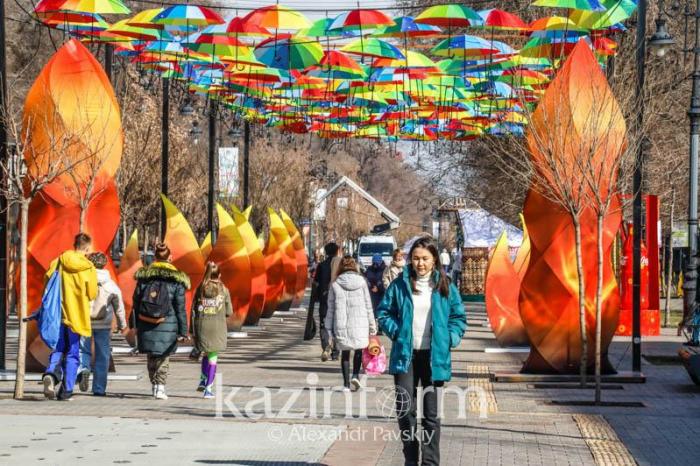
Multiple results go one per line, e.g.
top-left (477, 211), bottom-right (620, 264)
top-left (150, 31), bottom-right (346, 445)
top-left (219, 147), bottom-right (239, 198)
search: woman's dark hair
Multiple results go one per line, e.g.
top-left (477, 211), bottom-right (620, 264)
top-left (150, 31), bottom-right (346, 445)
top-left (338, 255), bottom-right (358, 275)
top-left (154, 242), bottom-right (171, 261)
top-left (408, 236), bottom-right (450, 298)
top-left (87, 252), bottom-right (107, 270)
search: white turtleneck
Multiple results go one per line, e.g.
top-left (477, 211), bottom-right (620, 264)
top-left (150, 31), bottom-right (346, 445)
top-left (412, 273), bottom-right (433, 350)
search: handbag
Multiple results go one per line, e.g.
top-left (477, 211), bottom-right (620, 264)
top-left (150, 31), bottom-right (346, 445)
top-left (362, 338), bottom-right (387, 376)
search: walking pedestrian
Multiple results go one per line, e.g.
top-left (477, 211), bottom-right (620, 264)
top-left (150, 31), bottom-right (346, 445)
top-left (131, 242), bottom-right (190, 400)
top-left (452, 248), bottom-right (463, 290)
top-left (325, 256), bottom-right (377, 391)
top-left (191, 262), bottom-right (233, 399)
top-left (382, 248), bottom-right (406, 290)
top-left (440, 248), bottom-right (451, 274)
top-left (377, 236), bottom-right (467, 466)
top-left (313, 242), bottom-right (340, 361)
top-left (42, 233), bottom-right (98, 401)
top-left (78, 252), bottom-right (128, 396)
top-left (365, 254), bottom-right (386, 316)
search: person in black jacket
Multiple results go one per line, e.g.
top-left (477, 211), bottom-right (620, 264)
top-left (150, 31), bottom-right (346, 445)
top-left (313, 242), bottom-right (340, 361)
top-left (131, 243), bottom-right (190, 400)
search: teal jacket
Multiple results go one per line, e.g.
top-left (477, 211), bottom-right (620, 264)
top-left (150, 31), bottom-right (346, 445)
top-left (376, 268), bottom-right (467, 382)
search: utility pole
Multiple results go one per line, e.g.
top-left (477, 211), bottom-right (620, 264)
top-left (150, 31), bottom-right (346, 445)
top-left (632, 0), bottom-right (648, 372)
top-left (160, 78), bottom-right (169, 240)
top-left (207, 101), bottom-right (217, 242)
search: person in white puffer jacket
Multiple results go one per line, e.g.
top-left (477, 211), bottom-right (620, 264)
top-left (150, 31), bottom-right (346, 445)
top-left (325, 256), bottom-right (377, 391)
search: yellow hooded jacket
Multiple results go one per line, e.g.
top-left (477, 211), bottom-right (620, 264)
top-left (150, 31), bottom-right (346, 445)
top-left (45, 250), bottom-right (98, 337)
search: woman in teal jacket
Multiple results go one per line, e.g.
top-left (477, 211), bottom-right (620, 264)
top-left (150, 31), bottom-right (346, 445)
top-left (377, 236), bottom-right (467, 466)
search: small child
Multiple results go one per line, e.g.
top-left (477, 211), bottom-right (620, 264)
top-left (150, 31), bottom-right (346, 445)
top-left (191, 262), bottom-right (233, 398)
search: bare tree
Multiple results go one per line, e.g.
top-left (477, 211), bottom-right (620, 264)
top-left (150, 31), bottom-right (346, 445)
top-left (1, 92), bottom-right (97, 399)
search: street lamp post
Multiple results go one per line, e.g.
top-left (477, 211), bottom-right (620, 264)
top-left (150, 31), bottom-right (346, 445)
top-left (160, 78), bottom-right (170, 240)
top-left (242, 120), bottom-right (250, 208)
top-left (207, 101), bottom-right (217, 242)
top-left (647, 0), bottom-right (698, 341)
top-left (683, 0), bottom-right (700, 339)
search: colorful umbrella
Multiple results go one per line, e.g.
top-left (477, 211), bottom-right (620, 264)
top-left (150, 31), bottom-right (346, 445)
top-left (225, 16), bottom-right (273, 38)
top-left (341, 38), bottom-right (405, 59)
top-left (153, 5), bottom-right (225, 27)
top-left (328, 9), bottom-right (394, 31)
top-left (533, 0), bottom-right (606, 11)
top-left (476, 9), bottom-right (529, 31)
top-left (242, 5), bottom-right (311, 30)
top-left (35, 0), bottom-right (130, 16)
top-left (415, 4), bottom-right (482, 27)
top-left (372, 16), bottom-right (441, 38)
top-left (254, 36), bottom-right (323, 70)
top-left (432, 35), bottom-right (499, 58)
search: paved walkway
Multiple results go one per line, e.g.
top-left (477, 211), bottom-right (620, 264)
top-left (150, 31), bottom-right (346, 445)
top-left (0, 293), bottom-right (699, 465)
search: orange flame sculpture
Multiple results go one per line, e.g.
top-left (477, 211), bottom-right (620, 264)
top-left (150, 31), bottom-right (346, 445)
top-left (519, 41), bottom-right (625, 374)
top-left (261, 229), bottom-right (285, 319)
top-left (485, 220), bottom-right (530, 347)
top-left (280, 209), bottom-right (308, 305)
top-left (161, 195), bottom-right (205, 324)
top-left (22, 40), bottom-right (122, 371)
top-left (264, 209), bottom-right (298, 315)
top-left (232, 206), bottom-right (267, 326)
top-left (208, 204), bottom-right (251, 330)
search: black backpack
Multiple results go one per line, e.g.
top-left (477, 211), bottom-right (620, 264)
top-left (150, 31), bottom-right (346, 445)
top-left (138, 280), bottom-right (170, 324)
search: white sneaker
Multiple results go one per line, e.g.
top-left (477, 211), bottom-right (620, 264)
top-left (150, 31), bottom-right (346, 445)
top-left (351, 377), bottom-right (362, 391)
top-left (154, 384), bottom-right (168, 400)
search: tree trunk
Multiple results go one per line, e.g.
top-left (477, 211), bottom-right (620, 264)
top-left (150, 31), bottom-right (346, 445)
top-left (664, 188), bottom-right (676, 327)
top-left (573, 216), bottom-right (588, 387)
top-left (595, 213), bottom-right (604, 404)
top-left (79, 204), bottom-right (87, 233)
top-left (14, 201), bottom-right (29, 400)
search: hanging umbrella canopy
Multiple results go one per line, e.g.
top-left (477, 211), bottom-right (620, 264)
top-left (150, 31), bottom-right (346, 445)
top-left (35, 0), bottom-right (130, 16)
top-left (126, 8), bottom-right (164, 29)
top-left (299, 18), bottom-right (354, 37)
top-left (328, 9), bottom-right (395, 31)
top-left (530, 16), bottom-right (588, 32)
top-left (242, 4), bottom-right (311, 30)
top-left (225, 16), bottom-right (273, 38)
top-left (374, 50), bottom-right (438, 70)
top-left (318, 50), bottom-right (366, 76)
top-left (107, 18), bottom-right (163, 40)
top-left (533, 0), bottom-right (606, 11)
top-left (372, 16), bottom-right (441, 38)
top-left (153, 5), bottom-right (225, 27)
top-left (415, 4), bottom-right (482, 27)
top-left (476, 9), bottom-right (529, 31)
top-left (254, 36), bottom-right (323, 70)
top-left (569, 0), bottom-right (637, 29)
top-left (432, 35), bottom-right (500, 58)
top-left (341, 38), bottom-right (405, 58)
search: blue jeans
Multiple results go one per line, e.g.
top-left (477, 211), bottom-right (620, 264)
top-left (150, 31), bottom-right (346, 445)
top-left (91, 329), bottom-right (112, 395)
top-left (79, 336), bottom-right (92, 374)
top-left (45, 324), bottom-right (81, 395)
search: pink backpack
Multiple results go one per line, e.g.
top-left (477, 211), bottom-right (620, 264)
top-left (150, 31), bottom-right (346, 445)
top-left (362, 345), bottom-right (387, 376)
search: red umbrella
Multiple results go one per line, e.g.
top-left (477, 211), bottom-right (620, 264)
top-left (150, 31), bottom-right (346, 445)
top-left (477, 9), bottom-right (529, 31)
top-left (226, 16), bottom-right (272, 37)
top-left (328, 9), bottom-right (395, 31)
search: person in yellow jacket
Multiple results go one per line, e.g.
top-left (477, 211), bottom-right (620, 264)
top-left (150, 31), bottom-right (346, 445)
top-left (42, 233), bottom-right (98, 400)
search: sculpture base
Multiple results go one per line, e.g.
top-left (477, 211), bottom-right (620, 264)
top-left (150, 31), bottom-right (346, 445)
top-left (521, 346), bottom-right (617, 375)
top-left (494, 371), bottom-right (645, 384)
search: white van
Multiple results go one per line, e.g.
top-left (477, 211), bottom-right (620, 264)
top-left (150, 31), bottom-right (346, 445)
top-left (356, 235), bottom-right (397, 270)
